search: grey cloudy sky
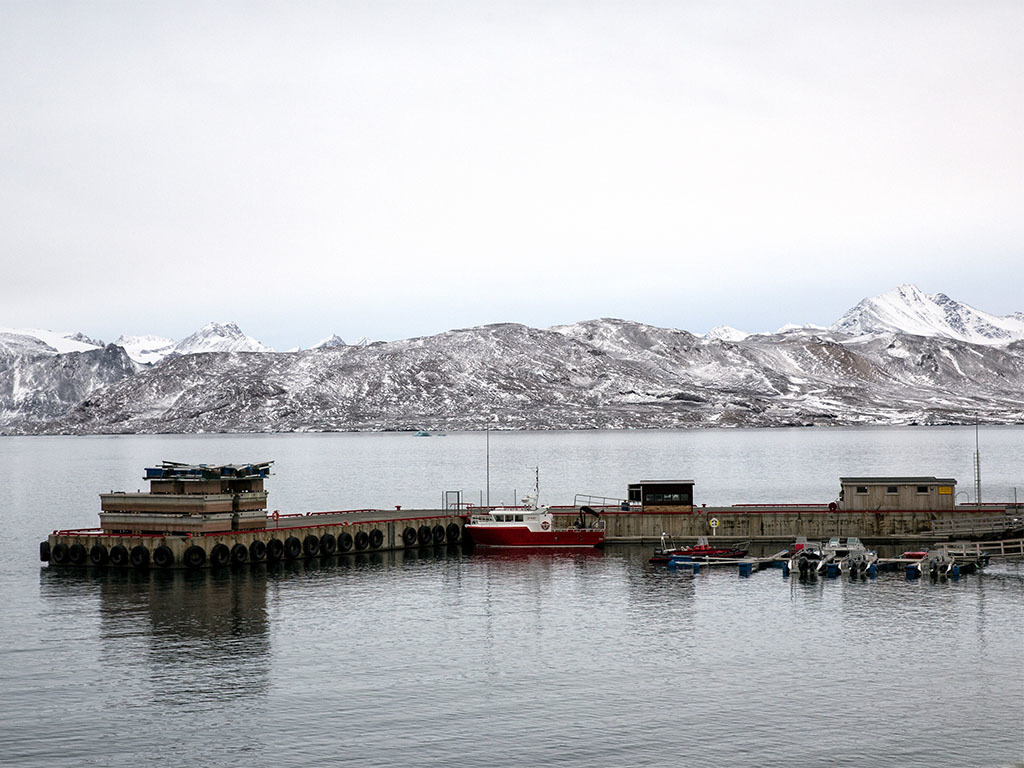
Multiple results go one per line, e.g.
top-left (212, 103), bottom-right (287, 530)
top-left (2, 1), bottom-right (1021, 349)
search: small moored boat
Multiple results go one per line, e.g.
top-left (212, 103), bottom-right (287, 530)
top-left (464, 475), bottom-right (604, 548)
top-left (817, 536), bottom-right (877, 575)
top-left (649, 534), bottom-right (748, 564)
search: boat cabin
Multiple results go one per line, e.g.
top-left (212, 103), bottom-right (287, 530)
top-left (627, 480), bottom-right (694, 512)
top-left (838, 476), bottom-right (956, 511)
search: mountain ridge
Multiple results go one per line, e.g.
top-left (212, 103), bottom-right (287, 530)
top-left (2, 286), bottom-right (1022, 434)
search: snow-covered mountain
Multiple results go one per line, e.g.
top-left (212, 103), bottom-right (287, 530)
top-left (171, 322), bottom-right (273, 355)
top-left (831, 284), bottom-right (1024, 344)
top-left (704, 325), bottom-right (750, 342)
top-left (1, 286), bottom-right (1021, 434)
top-left (311, 334), bottom-right (347, 349)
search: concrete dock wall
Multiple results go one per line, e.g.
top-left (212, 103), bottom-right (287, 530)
top-left (45, 513), bottom-right (467, 569)
top-left (552, 506), bottom-right (1012, 543)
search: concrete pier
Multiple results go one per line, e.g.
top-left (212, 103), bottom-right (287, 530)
top-left (44, 509), bottom-right (467, 570)
top-left (42, 503), bottom-right (1021, 569)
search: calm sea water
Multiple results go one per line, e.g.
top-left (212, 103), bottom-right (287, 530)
top-left (1, 427), bottom-right (1021, 767)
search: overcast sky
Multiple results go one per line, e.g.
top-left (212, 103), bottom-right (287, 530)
top-left (2, 1), bottom-right (1021, 349)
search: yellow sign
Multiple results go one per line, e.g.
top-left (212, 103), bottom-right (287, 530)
top-left (939, 486), bottom-right (953, 495)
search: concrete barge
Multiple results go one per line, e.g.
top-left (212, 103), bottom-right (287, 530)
top-left (40, 464), bottom-right (1022, 569)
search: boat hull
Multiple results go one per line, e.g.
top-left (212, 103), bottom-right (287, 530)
top-left (649, 547), bottom-right (747, 563)
top-left (465, 525), bottom-right (604, 548)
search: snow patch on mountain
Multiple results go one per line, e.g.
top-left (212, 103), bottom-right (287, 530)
top-left (113, 335), bottom-right (176, 365)
top-left (0, 327), bottom-right (104, 354)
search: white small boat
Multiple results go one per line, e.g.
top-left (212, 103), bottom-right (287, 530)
top-left (817, 536), bottom-right (877, 575)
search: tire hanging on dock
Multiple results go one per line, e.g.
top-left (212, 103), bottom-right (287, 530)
top-left (354, 531), bottom-right (369, 551)
top-left (249, 539), bottom-right (267, 562)
top-left (368, 529), bottom-right (384, 549)
top-left (68, 543), bottom-right (87, 566)
top-left (320, 533), bottom-right (337, 556)
top-left (303, 535), bottom-right (320, 557)
top-left (109, 544), bottom-right (129, 567)
top-left (183, 545), bottom-right (206, 569)
top-left (230, 543), bottom-right (248, 564)
top-left (445, 523), bottom-right (461, 543)
top-left (417, 525), bottom-right (432, 546)
top-left (338, 532), bottom-right (353, 553)
top-left (402, 527), bottom-right (417, 547)
top-left (210, 544), bottom-right (231, 568)
top-left (431, 525), bottom-right (445, 545)
top-left (266, 538), bottom-right (285, 561)
top-left (90, 544), bottom-right (109, 566)
top-left (284, 536), bottom-right (302, 560)
top-left (51, 542), bottom-right (68, 565)
top-left (39, 541), bottom-right (51, 562)
top-left (130, 545), bottom-right (150, 569)
top-left (153, 545), bottom-right (174, 568)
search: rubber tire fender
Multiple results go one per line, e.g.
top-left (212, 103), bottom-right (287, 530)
top-left (40, 541), bottom-right (51, 562)
top-left (283, 536), bottom-right (302, 560)
top-left (338, 532), bottom-right (353, 553)
top-left (209, 544), bottom-right (230, 568)
top-left (130, 545), bottom-right (150, 569)
top-left (183, 545), bottom-right (206, 569)
top-left (68, 543), bottom-right (87, 566)
top-left (319, 533), bottom-right (337, 555)
top-left (402, 527), bottom-right (418, 547)
top-left (302, 535), bottom-right (320, 557)
top-left (266, 538), bottom-right (284, 561)
top-left (417, 525), bottom-right (432, 546)
top-left (89, 544), bottom-right (109, 566)
top-left (109, 544), bottom-right (129, 567)
top-left (445, 523), bottom-right (461, 543)
top-left (368, 529), bottom-right (384, 549)
top-left (431, 524), bottom-right (446, 545)
top-left (153, 545), bottom-right (174, 568)
top-left (230, 543), bottom-right (249, 564)
top-left (50, 542), bottom-right (69, 565)
top-left (354, 531), bottom-right (369, 551)
top-left (249, 539), bottom-right (267, 562)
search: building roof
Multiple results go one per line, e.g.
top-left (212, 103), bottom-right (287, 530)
top-left (628, 480), bottom-right (695, 486)
top-left (840, 476), bottom-right (956, 485)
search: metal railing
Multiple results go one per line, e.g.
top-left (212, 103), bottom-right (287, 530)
top-left (937, 538), bottom-right (1024, 561)
top-left (925, 513), bottom-right (1023, 537)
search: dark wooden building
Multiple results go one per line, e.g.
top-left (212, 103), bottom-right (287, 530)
top-left (627, 480), bottom-right (695, 511)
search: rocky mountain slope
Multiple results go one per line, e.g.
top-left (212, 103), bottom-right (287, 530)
top-left (2, 286), bottom-right (1022, 434)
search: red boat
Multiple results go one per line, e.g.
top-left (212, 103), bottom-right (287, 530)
top-left (649, 535), bottom-right (748, 563)
top-left (465, 503), bottom-right (604, 548)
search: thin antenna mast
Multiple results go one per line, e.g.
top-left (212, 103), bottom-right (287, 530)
top-left (974, 417), bottom-right (982, 509)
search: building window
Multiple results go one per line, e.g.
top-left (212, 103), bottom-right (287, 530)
top-left (917, 486), bottom-right (929, 494)
top-left (856, 486), bottom-right (868, 494)
top-left (886, 486), bottom-right (898, 494)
